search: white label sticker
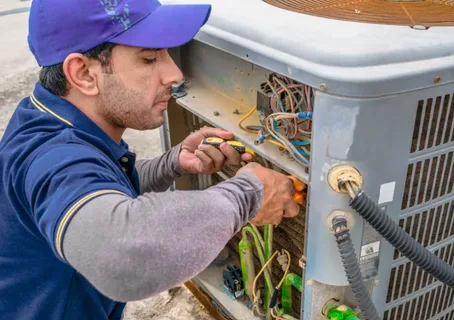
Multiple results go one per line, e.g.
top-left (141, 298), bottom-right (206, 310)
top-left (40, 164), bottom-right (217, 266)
top-left (360, 241), bottom-right (381, 257)
top-left (378, 182), bottom-right (396, 204)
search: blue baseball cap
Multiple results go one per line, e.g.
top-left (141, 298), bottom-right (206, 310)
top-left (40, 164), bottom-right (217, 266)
top-left (28, 0), bottom-right (212, 67)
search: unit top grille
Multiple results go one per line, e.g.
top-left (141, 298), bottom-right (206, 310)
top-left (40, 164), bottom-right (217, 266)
top-left (264, 0), bottom-right (454, 27)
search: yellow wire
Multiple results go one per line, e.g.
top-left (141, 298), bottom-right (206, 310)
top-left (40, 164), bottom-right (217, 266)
top-left (252, 249), bottom-right (292, 313)
top-left (271, 250), bottom-right (292, 320)
top-left (237, 105), bottom-right (287, 150)
top-left (264, 138), bottom-right (285, 148)
top-left (252, 250), bottom-right (278, 304)
top-left (238, 105), bottom-right (259, 134)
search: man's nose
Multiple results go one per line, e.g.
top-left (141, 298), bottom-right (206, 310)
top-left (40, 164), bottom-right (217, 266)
top-left (161, 55), bottom-right (184, 87)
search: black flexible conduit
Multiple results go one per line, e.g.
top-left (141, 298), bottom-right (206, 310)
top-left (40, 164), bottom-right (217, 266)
top-left (350, 191), bottom-right (454, 288)
top-left (332, 216), bottom-right (381, 320)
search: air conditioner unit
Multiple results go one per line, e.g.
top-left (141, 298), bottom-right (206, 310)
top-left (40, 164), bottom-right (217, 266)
top-left (160, 1), bottom-right (454, 319)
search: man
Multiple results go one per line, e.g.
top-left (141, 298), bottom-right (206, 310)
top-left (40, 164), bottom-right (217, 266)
top-left (0, 0), bottom-right (299, 319)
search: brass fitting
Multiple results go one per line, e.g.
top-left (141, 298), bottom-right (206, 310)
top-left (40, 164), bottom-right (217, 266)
top-left (328, 165), bottom-right (363, 194)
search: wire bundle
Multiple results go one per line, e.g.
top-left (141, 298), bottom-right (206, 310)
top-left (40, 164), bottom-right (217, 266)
top-left (238, 74), bottom-right (313, 167)
top-left (265, 75), bottom-right (312, 112)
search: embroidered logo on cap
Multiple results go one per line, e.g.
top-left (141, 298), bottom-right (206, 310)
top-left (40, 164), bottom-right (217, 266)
top-left (100, 0), bottom-right (131, 30)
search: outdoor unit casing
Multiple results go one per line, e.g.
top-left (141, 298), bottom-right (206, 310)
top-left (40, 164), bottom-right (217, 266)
top-left (161, 0), bottom-right (454, 319)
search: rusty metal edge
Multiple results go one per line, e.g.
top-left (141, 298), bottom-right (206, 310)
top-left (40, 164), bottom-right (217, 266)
top-left (184, 281), bottom-right (227, 320)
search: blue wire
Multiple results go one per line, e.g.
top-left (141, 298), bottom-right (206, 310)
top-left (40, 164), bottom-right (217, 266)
top-left (289, 140), bottom-right (311, 146)
top-left (297, 149), bottom-right (309, 156)
top-left (272, 119), bottom-right (310, 163)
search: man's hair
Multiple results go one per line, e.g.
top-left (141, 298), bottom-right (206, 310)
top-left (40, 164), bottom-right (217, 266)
top-left (39, 42), bottom-right (117, 97)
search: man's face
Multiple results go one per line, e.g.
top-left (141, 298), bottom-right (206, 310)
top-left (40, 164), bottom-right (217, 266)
top-left (95, 45), bottom-right (183, 130)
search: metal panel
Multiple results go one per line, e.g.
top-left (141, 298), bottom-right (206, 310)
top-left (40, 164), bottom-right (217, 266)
top-left (384, 86), bottom-right (454, 320)
top-left (303, 88), bottom-right (422, 319)
top-left (402, 152), bottom-right (454, 210)
top-left (410, 95), bottom-right (454, 154)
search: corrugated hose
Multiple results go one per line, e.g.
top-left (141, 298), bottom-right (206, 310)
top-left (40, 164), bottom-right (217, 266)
top-left (350, 191), bottom-right (454, 288)
top-left (332, 216), bottom-right (381, 320)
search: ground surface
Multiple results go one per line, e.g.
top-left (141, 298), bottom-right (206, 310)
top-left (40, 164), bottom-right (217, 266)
top-left (0, 1), bottom-right (212, 319)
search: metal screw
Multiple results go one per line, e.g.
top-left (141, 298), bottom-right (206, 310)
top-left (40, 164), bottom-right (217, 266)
top-left (434, 76), bottom-right (441, 84)
top-left (306, 280), bottom-right (313, 286)
top-left (233, 109), bottom-right (240, 115)
top-left (171, 80), bottom-right (187, 99)
top-left (413, 25), bottom-right (427, 31)
top-left (320, 83), bottom-right (327, 92)
top-left (213, 111), bottom-right (220, 116)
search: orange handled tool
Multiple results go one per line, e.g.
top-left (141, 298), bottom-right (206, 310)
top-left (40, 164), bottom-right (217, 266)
top-left (288, 175), bottom-right (306, 205)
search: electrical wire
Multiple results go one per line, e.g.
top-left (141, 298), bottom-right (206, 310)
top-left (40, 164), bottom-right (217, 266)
top-left (273, 77), bottom-right (296, 112)
top-left (305, 86), bottom-right (312, 112)
top-left (272, 77), bottom-right (299, 138)
top-left (344, 181), bottom-right (357, 198)
top-left (252, 249), bottom-right (292, 318)
top-left (237, 105), bottom-right (287, 150)
top-left (271, 308), bottom-right (288, 320)
top-left (252, 251), bottom-right (278, 305)
top-left (266, 138), bottom-right (286, 149)
top-left (238, 106), bottom-right (259, 134)
top-left (265, 77), bottom-right (283, 112)
top-left (236, 75), bottom-right (313, 166)
top-left (266, 115), bottom-right (309, 166)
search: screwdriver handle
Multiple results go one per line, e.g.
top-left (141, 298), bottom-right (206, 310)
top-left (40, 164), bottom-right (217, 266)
top-left (201, 137), bottom-right (255, 156)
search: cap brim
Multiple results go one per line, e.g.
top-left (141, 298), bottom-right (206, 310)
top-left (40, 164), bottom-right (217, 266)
top-left (109, 4), bottom-right (211, 49)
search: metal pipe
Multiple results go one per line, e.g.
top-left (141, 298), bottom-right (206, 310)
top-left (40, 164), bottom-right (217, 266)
top-left (281, 273), bottom-right (303, 314)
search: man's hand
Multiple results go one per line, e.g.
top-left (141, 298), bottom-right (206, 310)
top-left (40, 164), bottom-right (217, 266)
top-left (238, 163), bottom-right (299, 226)
top-left (179, 127), bottom-right (253, 174)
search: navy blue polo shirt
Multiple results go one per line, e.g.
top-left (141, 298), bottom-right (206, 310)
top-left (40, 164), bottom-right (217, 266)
top-left (0, 83), bottom-right (142, 319)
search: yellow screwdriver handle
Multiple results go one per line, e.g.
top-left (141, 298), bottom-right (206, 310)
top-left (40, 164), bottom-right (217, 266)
top-left (201, 137), bottom-right (256, 156)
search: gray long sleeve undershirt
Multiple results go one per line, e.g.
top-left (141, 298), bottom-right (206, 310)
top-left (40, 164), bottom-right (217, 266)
top-left (63, 146), bottom-right (264, 302)
top-left (134, 144), bottom-right (184, 194)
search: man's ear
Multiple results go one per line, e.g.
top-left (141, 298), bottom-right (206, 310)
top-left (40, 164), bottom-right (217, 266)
top-left (62, 53), bottom-right (101, 96)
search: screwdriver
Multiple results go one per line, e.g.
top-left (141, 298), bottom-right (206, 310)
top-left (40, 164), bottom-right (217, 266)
top-left (200, 137), bottom-right (256, 157)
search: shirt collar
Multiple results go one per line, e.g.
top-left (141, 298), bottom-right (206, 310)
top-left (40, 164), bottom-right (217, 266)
top-left (31, 82), bottom-right (130, 160)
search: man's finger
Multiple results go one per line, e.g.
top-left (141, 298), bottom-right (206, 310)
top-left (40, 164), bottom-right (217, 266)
top-left (283, 201), bottom-right (299, 218)
top-left (271, 217), bottom-right (283, 226)
top-left (220, 143), bottom-right (241, 166)
top-left (249, 217), bottom-right (264, 226)
top-left (197, 144), bottom-right (225, 170)
top-left (240, 153), bottom-right (253, 162)
top-left (200, 127), bottom-right (234, 140)
top-left (194, 150), bottom-right (215, 172)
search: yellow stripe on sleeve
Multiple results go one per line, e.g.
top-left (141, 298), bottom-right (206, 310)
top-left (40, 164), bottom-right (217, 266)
top-left (55, 189), bottom-right (128, 259)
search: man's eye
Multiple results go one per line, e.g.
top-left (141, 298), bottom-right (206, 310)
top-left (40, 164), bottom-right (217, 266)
top-left (143, 58), bottom-right (157, 64)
